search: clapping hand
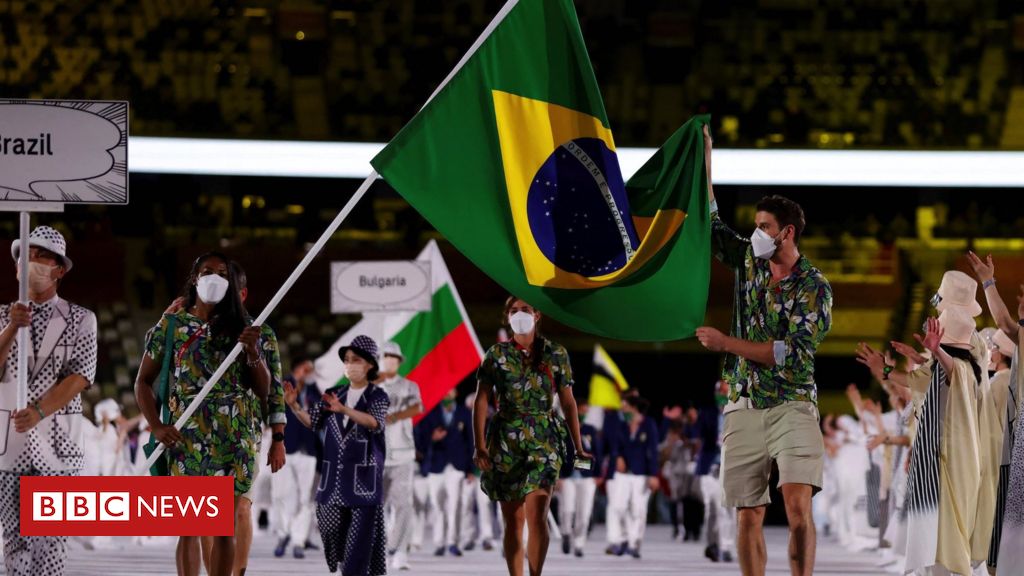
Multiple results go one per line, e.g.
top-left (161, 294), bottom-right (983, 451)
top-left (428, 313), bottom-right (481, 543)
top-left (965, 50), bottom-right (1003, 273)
top-left (913, 317), bottom-right (943, 355)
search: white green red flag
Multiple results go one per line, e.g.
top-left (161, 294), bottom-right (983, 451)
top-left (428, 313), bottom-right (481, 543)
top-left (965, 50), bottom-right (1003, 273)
top-left (314, 240), bottom-right (485, 421)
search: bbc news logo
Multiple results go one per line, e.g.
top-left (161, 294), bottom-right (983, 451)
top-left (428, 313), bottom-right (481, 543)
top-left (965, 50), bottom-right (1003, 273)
top-left (20, 476), bottom-right (234, 536)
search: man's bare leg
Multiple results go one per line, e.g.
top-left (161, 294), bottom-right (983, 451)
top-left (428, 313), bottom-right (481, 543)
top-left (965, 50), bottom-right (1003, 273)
top-left (780, 483), bottom-right (815, 576)
top-left (736, 506), bottom-right (767, 576)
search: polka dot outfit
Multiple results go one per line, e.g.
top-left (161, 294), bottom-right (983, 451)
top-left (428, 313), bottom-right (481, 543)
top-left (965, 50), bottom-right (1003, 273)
top-left (316, 504), bottom-right (388, 574)
top-left (0, 297), bottom-right (97, 576)
top-left (308, 376), bottom-right (390, 575)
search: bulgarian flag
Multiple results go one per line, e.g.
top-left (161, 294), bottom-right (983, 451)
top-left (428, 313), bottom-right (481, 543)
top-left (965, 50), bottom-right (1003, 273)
top-left (314, 240), bottom-right (485, 420)
top-left (370, 0), bottom-right (710, 342)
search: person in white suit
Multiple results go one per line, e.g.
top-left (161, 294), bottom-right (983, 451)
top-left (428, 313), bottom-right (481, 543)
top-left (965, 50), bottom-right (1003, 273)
top-left (0, 226), bottom-right (97, 576)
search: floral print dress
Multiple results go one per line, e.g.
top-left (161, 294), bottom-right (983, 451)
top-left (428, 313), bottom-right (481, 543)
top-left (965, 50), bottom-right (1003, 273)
top-left (478, 339), bottom-right (573, 501)
top-left (145, 311), bottom-right (263, 495)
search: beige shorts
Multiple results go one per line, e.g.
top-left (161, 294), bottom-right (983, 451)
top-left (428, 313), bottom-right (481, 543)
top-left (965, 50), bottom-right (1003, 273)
top-left (720, 400), bottom-right (824, 508)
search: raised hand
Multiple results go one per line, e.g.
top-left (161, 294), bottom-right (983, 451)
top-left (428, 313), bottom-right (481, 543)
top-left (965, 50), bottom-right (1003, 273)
top-left (323, 392), bottom-right (345, 413)
top-left (283, 381), bottom-right (298, 407)
top-left (855, 342), bottom-right (886, 375)
top-left (845, 383), bottom-right (864, 409)
top-left (890, 340), bottom-right (927, 366)
top-left (966, 251), bottom-right (995, 283)
top-left (163, 297), bottom-right (186, 315)
top-left (913, 317), bottom-right (944, 355)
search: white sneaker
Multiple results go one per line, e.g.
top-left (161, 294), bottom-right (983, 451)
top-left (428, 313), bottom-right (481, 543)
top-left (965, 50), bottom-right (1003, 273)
top-left (393, 551), bottom-right (411, 571)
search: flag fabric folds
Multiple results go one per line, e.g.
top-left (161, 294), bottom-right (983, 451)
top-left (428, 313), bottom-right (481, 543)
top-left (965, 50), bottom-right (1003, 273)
top-left (371, 0), bottom-right (710, 342)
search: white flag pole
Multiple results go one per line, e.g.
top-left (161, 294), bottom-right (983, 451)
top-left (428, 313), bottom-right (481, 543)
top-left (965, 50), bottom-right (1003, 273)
top-left (144, 172), bottom-right (378, 470)
top-left (16, 212), bottom-right (29, 410)
top-left (146, 0), bottom-right (526, 471)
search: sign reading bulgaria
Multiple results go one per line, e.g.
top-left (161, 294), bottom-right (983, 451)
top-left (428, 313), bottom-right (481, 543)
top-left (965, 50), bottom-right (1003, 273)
top-left (331, 260), bottom-right (432, 313)
top-left (0, 99), bottom-right (128, 204)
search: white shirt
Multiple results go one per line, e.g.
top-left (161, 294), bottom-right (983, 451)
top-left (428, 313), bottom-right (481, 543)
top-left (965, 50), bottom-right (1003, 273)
top-left (343, 385), bottom-right (367, 428)
top-left (380, 375), bottom-right (422, 466)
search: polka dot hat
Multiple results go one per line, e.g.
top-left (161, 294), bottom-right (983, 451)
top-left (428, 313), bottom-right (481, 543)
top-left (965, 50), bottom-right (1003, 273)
top-left (10, 225), bottom-right (73, 271)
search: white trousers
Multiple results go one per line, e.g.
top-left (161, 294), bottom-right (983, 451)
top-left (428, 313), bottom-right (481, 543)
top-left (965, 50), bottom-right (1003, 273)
top-left (605, 478), bottom-right (624, 544)
top-left (700, 474), bottom-right (735, 553)
top-left (608, 473), bottom-right (650, 548)
top-left (248, 430), bottom-right (273, 510)
top-left (271, 451), bottom-right (317, 545)
top-left (411, 474), bottom-right (431, 548)
top-left (559, 477), bottom-right (597, 549)
top-left (460, 475), bottom-right (494, 545)
top-left (428, 465), bottom-right (465, 547)
top-left (383, 462), bottom-right (416, 553)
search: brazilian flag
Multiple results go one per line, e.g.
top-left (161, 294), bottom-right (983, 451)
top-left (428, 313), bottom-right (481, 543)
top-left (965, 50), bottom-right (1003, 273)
top-left (371, 0), bottom-right (710, 341)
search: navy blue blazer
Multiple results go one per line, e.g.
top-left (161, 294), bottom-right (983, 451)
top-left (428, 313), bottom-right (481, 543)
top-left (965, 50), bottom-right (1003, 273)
top-left (311, 384), bottom-right (390, 507)
top-left (609, 416), bottom-right (660, 477)
top-left (577, 423), bottom-right (602, 479)
top-left (601, 410), bottom-right (624, 480)
top-left (417, 403), bottom-right (474, 474)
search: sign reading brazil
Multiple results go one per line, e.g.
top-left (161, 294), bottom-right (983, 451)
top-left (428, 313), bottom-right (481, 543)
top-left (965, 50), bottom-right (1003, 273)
top-left (0, 100), bottom-right (128, 205)
top-left (331, 261), bottom-right (432, 313)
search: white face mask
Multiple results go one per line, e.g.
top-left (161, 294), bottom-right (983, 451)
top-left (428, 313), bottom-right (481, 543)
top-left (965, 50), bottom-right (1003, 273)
top-left (345, 363), bottom-right (368, 383)
top-left (196, 274), bottom-right (230, 305)
top-left (750, 228), bottom-right (780, 260)
top-left (509, 311), bottom-right (536, 335)
top-left (22, 261), bottom-right (57, 293)
top-left (380, 356), bottom-right (400, 374)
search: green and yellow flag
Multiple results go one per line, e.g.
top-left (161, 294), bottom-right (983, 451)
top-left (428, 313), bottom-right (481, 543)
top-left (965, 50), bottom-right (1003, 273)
top-left (371, 0), bottom-right (710, 341)
top-left (588, 344), bottom-right (631, 409)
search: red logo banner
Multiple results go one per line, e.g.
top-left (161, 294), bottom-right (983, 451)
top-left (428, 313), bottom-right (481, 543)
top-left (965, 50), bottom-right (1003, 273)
top-left (20, 476), bottom-right (234, 536)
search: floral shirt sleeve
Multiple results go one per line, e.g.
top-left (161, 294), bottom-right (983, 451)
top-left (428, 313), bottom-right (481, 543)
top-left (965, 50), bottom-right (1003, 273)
top-left (145, 314), bottom-right (172, 363)
top-left (550, 343), bottom-right (574, 390)
top-left (259, 324), bottom-right (286, 426)
top-left (710, 200), bottom-right (750, 270)
top-left (477, 346), bottom-right (500, 388)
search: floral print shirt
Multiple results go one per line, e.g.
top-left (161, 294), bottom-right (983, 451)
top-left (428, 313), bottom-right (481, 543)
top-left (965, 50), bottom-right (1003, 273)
top-left (711, 203), bottom-right (833, 408)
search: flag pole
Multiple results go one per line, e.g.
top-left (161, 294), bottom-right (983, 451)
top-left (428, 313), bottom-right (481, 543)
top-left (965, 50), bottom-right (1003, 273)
top-left (144, 171), bottom-right (378, 470)
top-left (16, 212), bottom-right (29, 410)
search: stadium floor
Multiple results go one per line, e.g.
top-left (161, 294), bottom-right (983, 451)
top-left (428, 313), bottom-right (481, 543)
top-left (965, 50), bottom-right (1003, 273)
top-left (50, 525), bottom-right (885, 575)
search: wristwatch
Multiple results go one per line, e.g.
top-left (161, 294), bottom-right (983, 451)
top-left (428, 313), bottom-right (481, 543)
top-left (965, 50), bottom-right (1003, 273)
top-left (271, 432), bottom-right (285, 443)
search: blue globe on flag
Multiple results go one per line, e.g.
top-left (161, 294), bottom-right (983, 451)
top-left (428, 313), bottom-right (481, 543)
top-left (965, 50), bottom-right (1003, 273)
top-left (525, 137), bottom-right (640, 278)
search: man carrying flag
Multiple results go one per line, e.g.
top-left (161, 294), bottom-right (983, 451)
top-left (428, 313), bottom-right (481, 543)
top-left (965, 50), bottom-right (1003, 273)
top-left (695, 128), bottom-right (832, 576)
